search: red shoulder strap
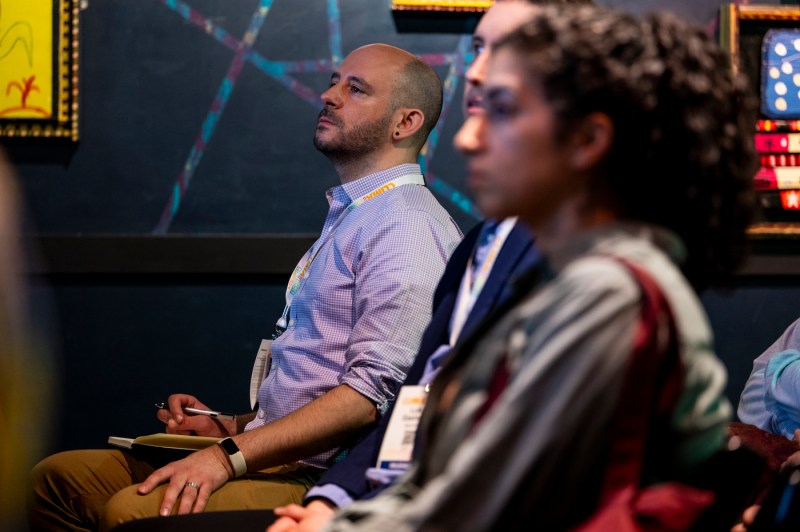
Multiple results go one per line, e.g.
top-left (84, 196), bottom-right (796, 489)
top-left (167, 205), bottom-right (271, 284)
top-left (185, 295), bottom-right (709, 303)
top-left (596, 258), bottom-right (684, 502)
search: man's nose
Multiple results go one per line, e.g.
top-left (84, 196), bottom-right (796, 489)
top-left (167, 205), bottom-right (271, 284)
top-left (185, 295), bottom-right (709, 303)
top-left (320, 84), bottom-right (341, 108)
top-left (465, 50), bottom-right (489, 87)
top-left (454, 115), bottom-right (486, 154)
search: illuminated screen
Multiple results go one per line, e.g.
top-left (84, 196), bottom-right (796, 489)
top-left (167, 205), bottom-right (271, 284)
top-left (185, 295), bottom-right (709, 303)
top-left (762, 29), bottom-right (800, 118)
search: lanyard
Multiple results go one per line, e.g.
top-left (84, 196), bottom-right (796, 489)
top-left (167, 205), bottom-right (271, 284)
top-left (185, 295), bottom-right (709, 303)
top-left (274, 173), bottom-right (426, 335)
top-left (448, 217), bottom-right (517, 346)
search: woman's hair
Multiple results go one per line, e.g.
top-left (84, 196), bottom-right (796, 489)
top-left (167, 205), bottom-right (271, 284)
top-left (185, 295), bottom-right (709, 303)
top-left (497, 6), bottom-right (759, 291)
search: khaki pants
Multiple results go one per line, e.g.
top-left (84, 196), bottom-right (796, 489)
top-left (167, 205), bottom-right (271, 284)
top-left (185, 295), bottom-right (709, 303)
top-left (29, 449), bottom-right (323, 532)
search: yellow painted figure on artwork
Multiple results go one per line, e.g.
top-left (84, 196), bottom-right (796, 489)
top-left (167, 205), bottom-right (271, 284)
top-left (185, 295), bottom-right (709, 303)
top-left (0, 0), bottom-right (54, 118)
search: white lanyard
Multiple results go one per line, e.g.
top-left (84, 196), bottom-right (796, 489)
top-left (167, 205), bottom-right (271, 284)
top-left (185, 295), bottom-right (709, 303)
top-left (374, 217), bottom-right (516, 474)
top-left (448, 217), bottom-right (517, 345)
top-left (274, 173), bottom-right (426, 333)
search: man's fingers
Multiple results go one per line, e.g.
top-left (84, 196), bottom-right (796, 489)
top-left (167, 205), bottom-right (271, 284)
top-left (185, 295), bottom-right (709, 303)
top-left (176, 481), bottom-right (196, 515)
top-left (135, 465), bottom-right (183, 517)
top-left (273, 504), bottom-right (307, 519)
top-left (743, 504), bottom-right (760, 526)
top-left (782, 451), bottom-right (800, 472)
top-left (158, 478), bottom-right (186, 517)
top-left (137, 466), bottom-right (172, 495)
top-left (267, 515), bottom-right (301, 532)
top-left (175, 479), bottom-right (211, 515)
top-left (193, 486), bottom-right (211, 514)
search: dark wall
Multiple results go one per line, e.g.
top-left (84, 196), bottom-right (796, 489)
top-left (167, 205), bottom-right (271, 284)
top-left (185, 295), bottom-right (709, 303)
top-left (35, 275), bottom-right (285, 451)
top-left (6, 0), bottom-right (800, 455)
top-left (9, 0), bottom-right (741, 235)
top-left (11, 0), bottom-right (477, 234)
top-left (35, 275), bottom-right (800, 454)
top-left (703, 281), bottom-right (800, 409)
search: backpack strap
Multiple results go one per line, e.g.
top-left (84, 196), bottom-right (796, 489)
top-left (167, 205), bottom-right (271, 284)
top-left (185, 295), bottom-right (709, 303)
top-left (596, 257), bottom-right (684, 502)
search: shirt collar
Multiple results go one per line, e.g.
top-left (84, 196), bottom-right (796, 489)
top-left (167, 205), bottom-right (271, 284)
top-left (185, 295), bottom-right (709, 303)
top-left (326, 164), bottom-right (423, 207)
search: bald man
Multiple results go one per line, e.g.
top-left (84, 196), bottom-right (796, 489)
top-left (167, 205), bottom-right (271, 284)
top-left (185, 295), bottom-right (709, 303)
top-left (30, 43), bottom-right (462, 531)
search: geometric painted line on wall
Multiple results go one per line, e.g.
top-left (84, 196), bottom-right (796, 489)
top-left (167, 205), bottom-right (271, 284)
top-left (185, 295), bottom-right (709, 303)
top-left (154, 0), bottom-right (479, 233)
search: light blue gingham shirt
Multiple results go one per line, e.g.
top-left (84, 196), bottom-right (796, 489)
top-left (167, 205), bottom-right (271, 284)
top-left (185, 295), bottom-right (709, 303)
top-left (738, 317), bottom-right (800, 438)
top-left (246, 164), bottom-right (462, 469)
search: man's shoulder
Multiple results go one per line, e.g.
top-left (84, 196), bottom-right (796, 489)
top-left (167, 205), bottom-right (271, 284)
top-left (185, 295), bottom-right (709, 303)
top-left (357, 185), bottom-right (461, 236)
top-left (372, 182), bottom-right (446, 212)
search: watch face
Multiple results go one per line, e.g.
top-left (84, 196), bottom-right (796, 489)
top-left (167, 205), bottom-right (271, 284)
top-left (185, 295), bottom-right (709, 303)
top-left (219, 438), bottom-right (239, 454)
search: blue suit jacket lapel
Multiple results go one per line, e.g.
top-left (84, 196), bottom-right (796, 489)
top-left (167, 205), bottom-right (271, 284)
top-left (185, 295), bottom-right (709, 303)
top-left (458, 224), bottom-right (537, 339)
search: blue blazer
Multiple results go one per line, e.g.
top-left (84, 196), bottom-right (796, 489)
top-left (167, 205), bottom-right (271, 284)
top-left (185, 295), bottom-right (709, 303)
top-left (315, 221), bottom-right (540, 501)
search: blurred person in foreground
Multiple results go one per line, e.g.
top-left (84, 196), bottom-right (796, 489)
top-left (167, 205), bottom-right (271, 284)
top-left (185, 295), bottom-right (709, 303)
top-left (321, 4), bottom-right (758, 530)
top-left (0, 148), bottom-right (57, 532)
top-left (268, 1), bottom-right (590, 531)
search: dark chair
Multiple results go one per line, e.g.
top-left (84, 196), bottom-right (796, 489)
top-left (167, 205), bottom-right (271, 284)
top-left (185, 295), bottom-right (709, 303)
top-left (111, 510), bottom-right (277, 532)
top-left (687, 432), bottom-right (768, 531)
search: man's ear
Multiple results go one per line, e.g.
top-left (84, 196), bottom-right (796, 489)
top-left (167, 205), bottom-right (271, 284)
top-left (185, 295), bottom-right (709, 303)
top-left (393, 108), bottom-right (424, 140)
top-left (569, 112), bottom-right (613, 171)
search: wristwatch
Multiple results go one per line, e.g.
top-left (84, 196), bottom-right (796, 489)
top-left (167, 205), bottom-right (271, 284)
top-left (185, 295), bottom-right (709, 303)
top-left (217, 437), bottom-right (247, 478)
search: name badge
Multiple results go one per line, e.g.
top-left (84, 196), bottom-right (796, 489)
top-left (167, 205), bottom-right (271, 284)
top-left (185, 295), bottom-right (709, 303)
top-left (375, 385), bottom-right (427, 470)
top-left (249, 339), bottom-right (272, 410)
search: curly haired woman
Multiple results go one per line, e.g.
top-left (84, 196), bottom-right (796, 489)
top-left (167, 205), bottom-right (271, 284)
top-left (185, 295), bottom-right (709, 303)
top-left (324, 5), bottom-right (759, 531)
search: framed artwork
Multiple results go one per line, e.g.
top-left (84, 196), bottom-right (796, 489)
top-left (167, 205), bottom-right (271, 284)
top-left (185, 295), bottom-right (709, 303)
top-left (720, 3), bottom-right (800, 238)
top-left (390, 0), bottom-right (493, 12)
top-left (390, 0), bottom-right (491, 32)
top-left (0, 0), bottom-right (79, 141)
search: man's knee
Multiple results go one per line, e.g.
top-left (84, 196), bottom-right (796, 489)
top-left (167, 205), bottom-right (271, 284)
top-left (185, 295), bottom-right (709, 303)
top-left (31, 451), bottom-right (80, 499)
top-left (32, 449), bottom-right (126, 494)
top-left (29, 451), bottom-right (97, 531)
top-left (30, 449), bottom-right (142, 531)
top-left (101, 484), bottom-right (162, 532)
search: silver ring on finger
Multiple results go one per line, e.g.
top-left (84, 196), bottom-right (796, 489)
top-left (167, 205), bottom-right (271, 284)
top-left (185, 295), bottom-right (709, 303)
top-left (185, 481), bottom-right (200, 490)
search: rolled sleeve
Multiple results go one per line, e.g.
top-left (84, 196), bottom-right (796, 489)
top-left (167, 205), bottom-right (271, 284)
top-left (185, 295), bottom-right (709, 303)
top-left (342, 210), bottom-right (459, 413)
top-left (766, 349), bottom-right (800, 437)
top-left (249, 166), bottom-right (461, 469)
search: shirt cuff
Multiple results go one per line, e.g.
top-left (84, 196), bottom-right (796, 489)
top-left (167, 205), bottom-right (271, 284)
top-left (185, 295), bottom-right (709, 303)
top-left (365, 466), bottom-right (405, 487)
top-left (766, 349), bottom-right (800, 437)
top-left (304, 484), bottom-right (354, 510)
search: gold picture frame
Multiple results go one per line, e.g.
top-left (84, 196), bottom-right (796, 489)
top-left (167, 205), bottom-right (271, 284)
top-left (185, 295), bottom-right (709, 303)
top-left (0, 0), bottom-right (80, 141)
top-left (720, 3), bottom-right (800, 238)
top-left (391, 0), bottom-right (493, 12)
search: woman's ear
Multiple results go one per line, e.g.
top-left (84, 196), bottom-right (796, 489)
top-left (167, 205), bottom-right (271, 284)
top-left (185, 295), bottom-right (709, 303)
top-left (569, 112), bottom-right (613, 171)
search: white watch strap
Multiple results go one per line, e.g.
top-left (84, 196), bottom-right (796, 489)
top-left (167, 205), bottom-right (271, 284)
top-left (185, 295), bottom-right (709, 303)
top-left (219, 437), bottom-right (247, 478)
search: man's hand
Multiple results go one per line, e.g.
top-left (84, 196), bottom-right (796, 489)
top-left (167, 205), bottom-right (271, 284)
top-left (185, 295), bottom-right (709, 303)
top-left (268, 500), bottom-right (336, 532)
top-left (779, 431), bottom-right (800, 473)
top-left (136, 443), bottom-right (233, 516)
top-left (157, 394), bottom-right (235, 437)
top-left (731, 504), bottom-right (760, 532)
top-left (741, 434), bottom-right (800, 531)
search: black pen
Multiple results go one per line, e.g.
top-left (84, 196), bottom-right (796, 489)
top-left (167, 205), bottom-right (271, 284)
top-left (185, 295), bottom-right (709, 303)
top-left (155, 402), bottom-right (237, 421)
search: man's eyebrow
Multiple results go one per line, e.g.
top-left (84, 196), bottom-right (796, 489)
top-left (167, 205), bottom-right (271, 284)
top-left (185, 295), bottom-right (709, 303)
top-left (346, 75), bottom-right (374, 92)
top-left (330, 72), bottom-right (374, 91)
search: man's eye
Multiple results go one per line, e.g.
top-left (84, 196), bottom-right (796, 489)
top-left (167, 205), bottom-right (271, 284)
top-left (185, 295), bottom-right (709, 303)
top-left (473, 43), bottom-right (485, 56)
top-left (350, 85), bottom-right (363, 94)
